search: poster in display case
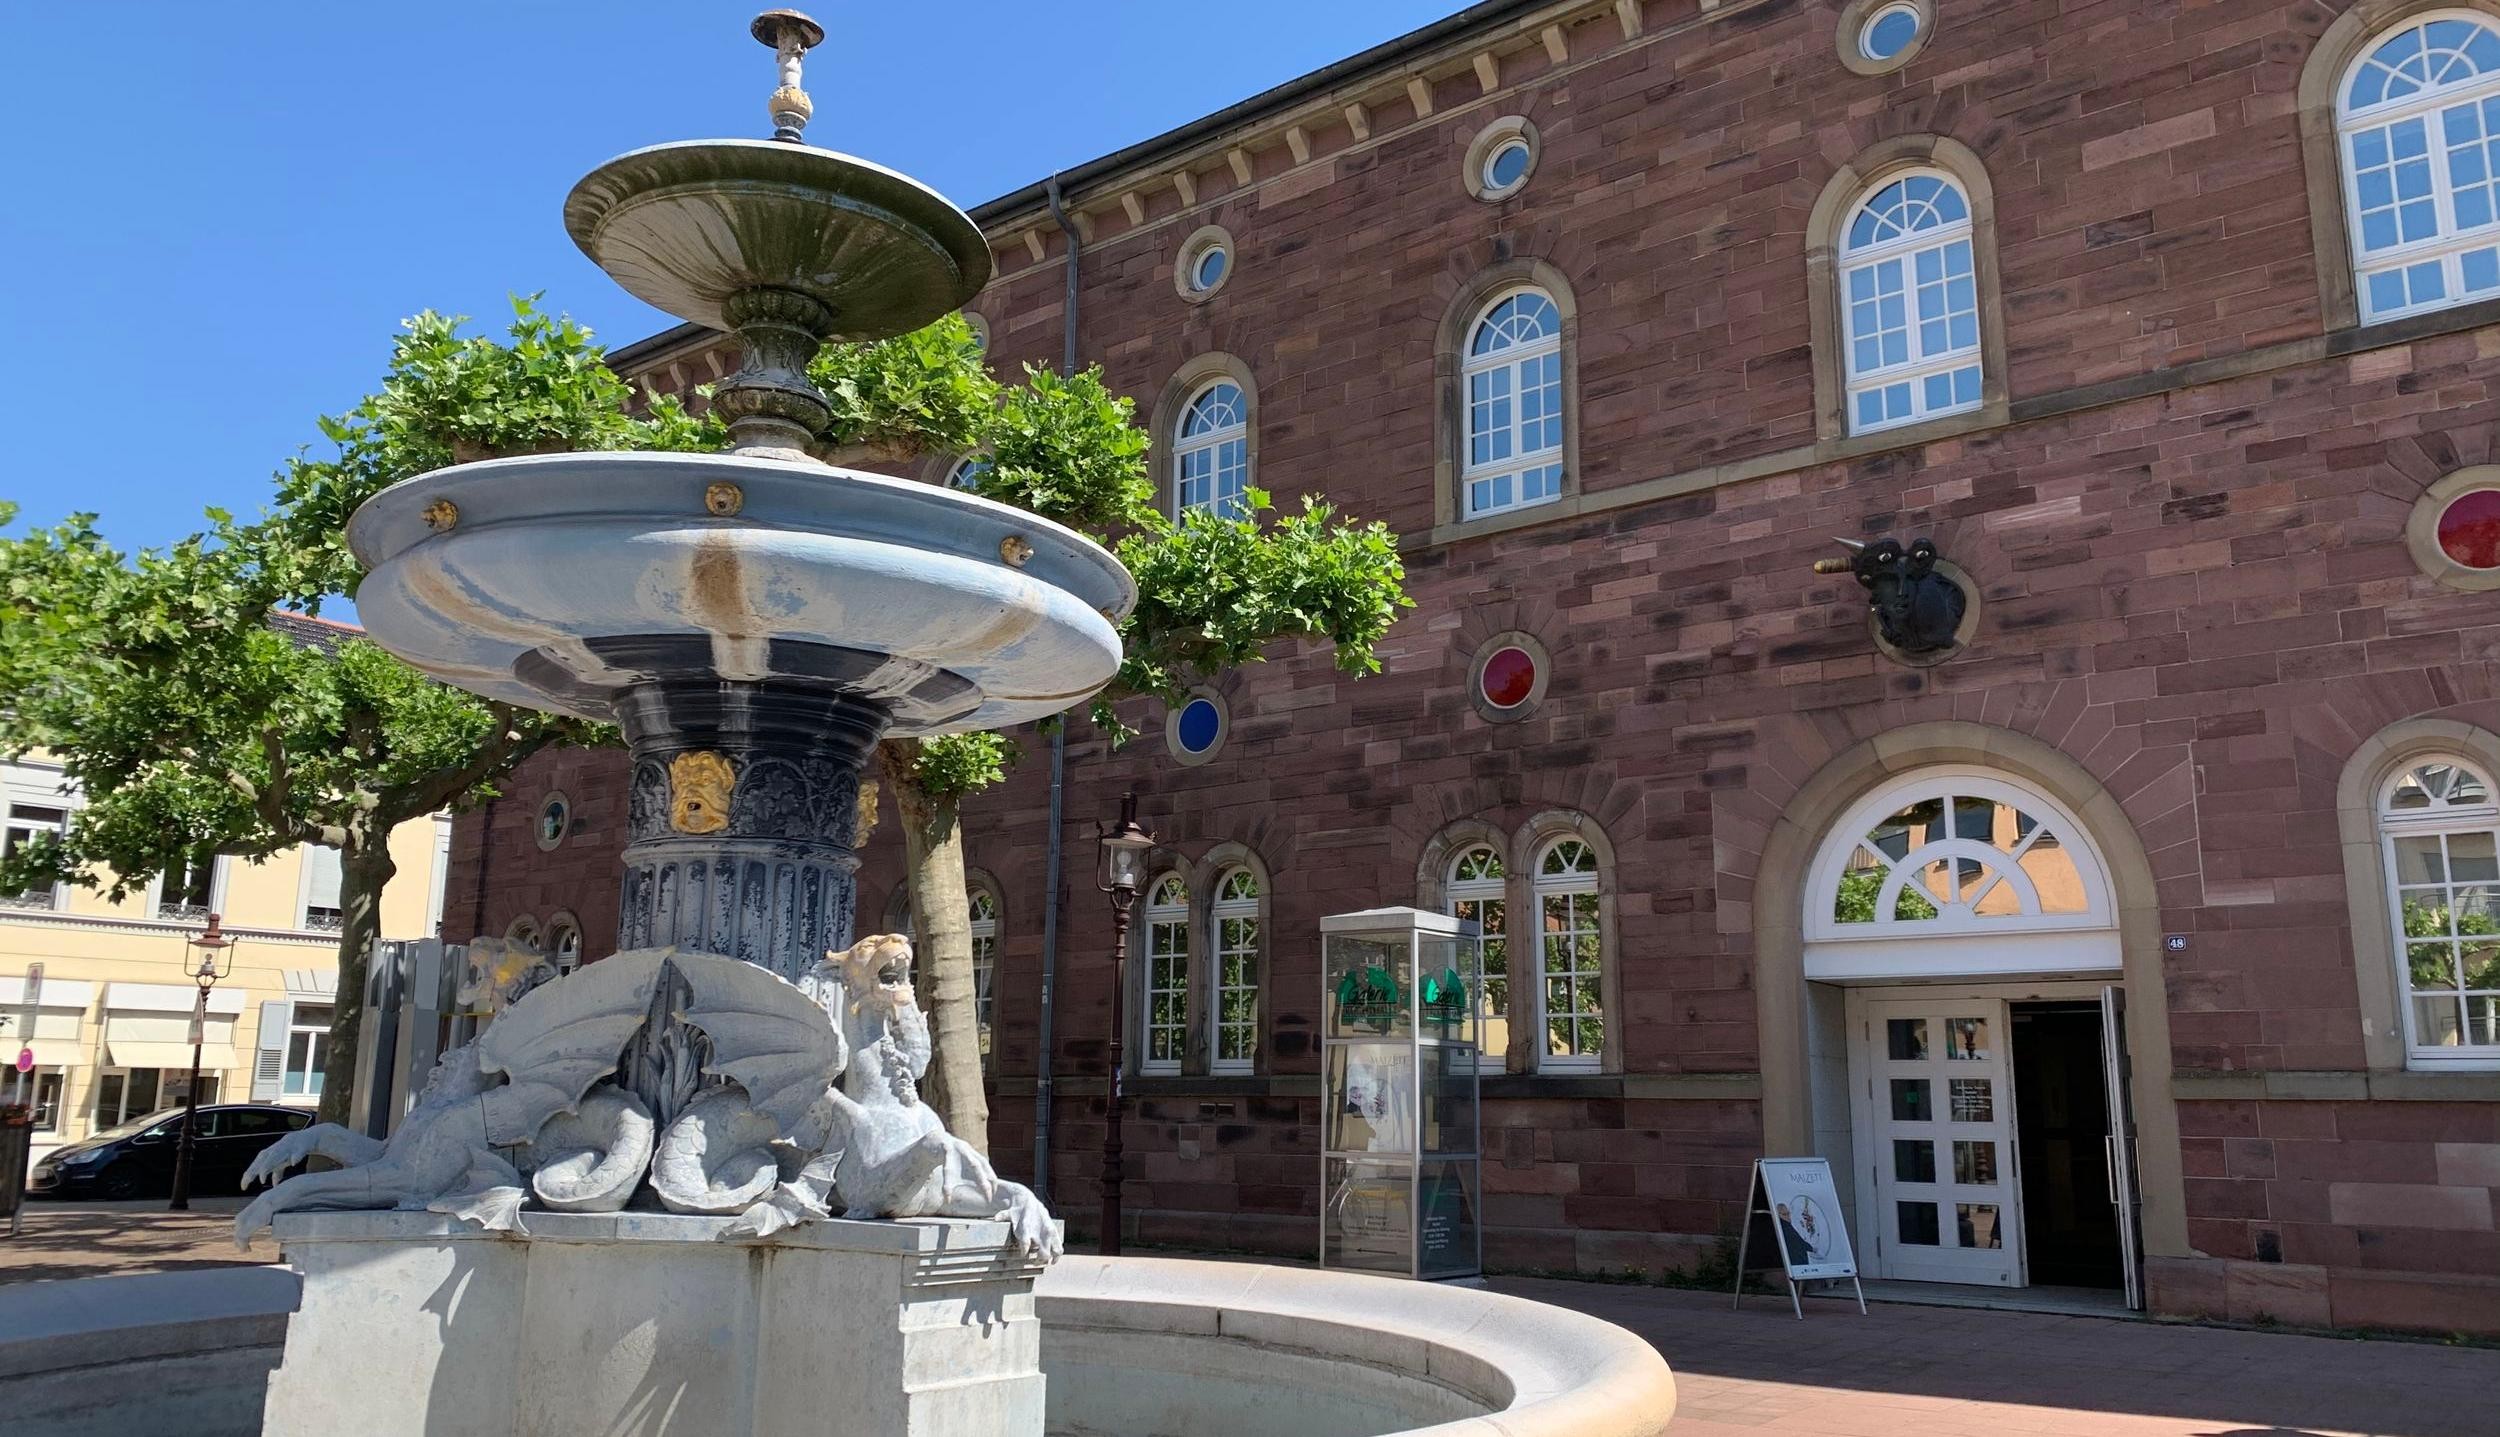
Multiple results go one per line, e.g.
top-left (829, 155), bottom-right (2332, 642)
top-left (1319, 907), bottom-right (1482, 1282)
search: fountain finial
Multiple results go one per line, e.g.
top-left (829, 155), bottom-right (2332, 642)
top-left (752, 9), bottom-right (826, 143)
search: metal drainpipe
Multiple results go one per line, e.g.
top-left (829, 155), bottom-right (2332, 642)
top-left (1033, 174), bottom-right (1083, 1204)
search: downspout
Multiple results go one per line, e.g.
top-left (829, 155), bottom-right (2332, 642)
top-left (1034, 174), bottom-right (1082, 1203)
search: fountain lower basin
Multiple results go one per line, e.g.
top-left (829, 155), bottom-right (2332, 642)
top-left (0, 1239), bottom-right (1677, 1437)
top-left (347, 449), bottom-right (1133, 737)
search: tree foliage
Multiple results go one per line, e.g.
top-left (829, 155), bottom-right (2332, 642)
top-left (0, 297), bottom-right (724, 1125)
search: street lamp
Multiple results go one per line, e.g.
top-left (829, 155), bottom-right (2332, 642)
top-left (168, 912), bottom-right (235, 1211)
top-left (1093, 790), bottom-right (1155, 1256)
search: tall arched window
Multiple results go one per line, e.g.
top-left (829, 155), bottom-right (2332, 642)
top-left (1840, 171), bottom-right (1982, 434)
top-left (1447, 845), bottom-right (1510, 1073)
top-left (1174, 382), bottom-right (1250, 520)
top-left (2339, 13), bottom-right (2500, 321)
top-left (1141, 875), bottom-right (1189, 1075)
top-left (2378, 756), bottom-right (2500, 1063)
top-left (546, 914), bottom-right (584, 975)
top-left (1536, 839), bottom-right (1603, 1070)
top-left (968, 887), bottom-right (999, 1059)
top-left (1211, 868), bottom-right (1262, 1073)
top-left (1462, 289), bottom-right (1566, 519)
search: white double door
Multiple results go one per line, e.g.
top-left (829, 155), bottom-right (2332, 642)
top-left (1848, 993), bottom-right (2024, 1286)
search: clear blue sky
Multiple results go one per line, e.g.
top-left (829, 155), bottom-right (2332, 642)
top-left (0, 1), bottom-right (1461, 554)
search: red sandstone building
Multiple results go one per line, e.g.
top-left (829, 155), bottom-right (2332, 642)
top-left (448, 0), bottom-right (2500, 1331)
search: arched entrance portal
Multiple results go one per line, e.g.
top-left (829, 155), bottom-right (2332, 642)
top-left (1797, 765), bottom-right (2145, 1302)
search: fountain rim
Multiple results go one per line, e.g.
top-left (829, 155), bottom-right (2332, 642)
top-left (345, 447), bottom-right (1139, 621)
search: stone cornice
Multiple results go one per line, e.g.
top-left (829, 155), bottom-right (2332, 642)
top-left (0, 906), bottom-right (342, 948)
top-left (973, 0), bottom-right (1769, 287)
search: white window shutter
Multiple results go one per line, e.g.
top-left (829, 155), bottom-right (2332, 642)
top-left (252, 999), bottom-right (292, 1101)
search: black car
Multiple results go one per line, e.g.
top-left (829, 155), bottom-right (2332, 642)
top-left (26, 1103), bottom-right (315, 1200)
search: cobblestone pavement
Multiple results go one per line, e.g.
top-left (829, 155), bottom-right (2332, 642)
top-left (1, 1197), bottom-right (275, 1285)
top-left (4, 1210), bottom-right (2488, 1436)
top-left (1495, 1277), bottom-right (2496, 1437)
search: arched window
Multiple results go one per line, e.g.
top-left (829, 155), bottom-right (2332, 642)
top-left (2338, 13), bottom-right (2500, 321)
top-left (505, 915), bottom-right (542, 951)
top-left (1806, 769), bottom-right (2119, 980)
top-left (1141, 875), bottom-right (1189, 1075)
top-left (1174, 382), bottom-right (1250, 520)
top-left (945, 455), bottom-right (989, 490)
top-left (2378, 756), bottom-right (2500, 1062)
top-left (1840, 171), bottom-right (1982, 434)
top-left (969, 888), bottom-right (999, 1059)
top-left (1210, 868), bottom-right (1262, 1073)
top-left (1447, 845), bottom-right (1510, 1073)
top-left (1462, 289), bottom-right (1566, 519)
top-left (546, 914), bottom-right (584, 975)
top-left (1535, 839), bottom-right (1602, 1070)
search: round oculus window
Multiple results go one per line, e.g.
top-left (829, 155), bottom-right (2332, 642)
top-left (1191, 244), bottom-right (1228, 293)
top-left (1484, 139), bottom-right (1533, 195)
top-left (536, 793), bottom-right (569, 850)
top-left (1480, 645), bottom-right (1538, 710)
top-left (2438, 488), bottom-right (2500, 569)
top-left (1174, 697), bottom-right (1225, 754)
top-left (1860, 3), bottom-right (1923, 61)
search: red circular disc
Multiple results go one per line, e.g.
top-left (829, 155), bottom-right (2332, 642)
top-left (1481, 646), bottom-right (1537, 709)
top-left (2439, 489), bottom-right (2500, 570)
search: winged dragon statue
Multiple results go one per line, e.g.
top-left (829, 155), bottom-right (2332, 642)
top-left (236, 937), bottom-right (1060, 1262)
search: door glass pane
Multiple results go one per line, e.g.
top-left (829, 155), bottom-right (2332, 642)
top-left (1893, 1139), bottom-right (1936, 1183)
top-left (1958, 1203), bottom-right (2003, 1249)
top-left (1887, 1018), bottom-right (1929, 1060)
top-left (1897, 1201), bottom-right (1941, 1245)
top-left (1890, 1078), bottom-right (1932, 1122)
top-left (1944, 1017), bottom-right (1989, 1060)
top-left (1949, 1078), bottom-right (1993, 1122)
top-left (1954, 1140), bottom-right (1998, 1185)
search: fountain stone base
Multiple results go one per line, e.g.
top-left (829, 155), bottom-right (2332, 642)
top-left (260, 1210), bottom-right (1052, 1437)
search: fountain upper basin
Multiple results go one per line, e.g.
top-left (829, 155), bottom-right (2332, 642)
top-left (347, 449), bottom-right (1135, 734)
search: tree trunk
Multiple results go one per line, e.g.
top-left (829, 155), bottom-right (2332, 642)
top-left (877, 739), bottom-right (990, 1155)
top-left (315, 831), bottom-right (398, 1128)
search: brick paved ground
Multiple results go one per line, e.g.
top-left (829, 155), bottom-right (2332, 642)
top-left (1495, 1277), bottom-right (2497, 1437)
top-left (4, 1206), bottom-right (2487, 1435)
top-left (0, 1197), bottom-right (274, 1286)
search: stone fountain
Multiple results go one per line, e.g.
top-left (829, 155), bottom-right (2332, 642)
top-left (240, 13), bottom-right (1130, 1437)
top-left (208, 15), bottom-right (1683, 1437)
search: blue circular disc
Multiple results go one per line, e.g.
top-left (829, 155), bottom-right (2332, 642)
top-left (1176, 698), bottom-right (1223, 754)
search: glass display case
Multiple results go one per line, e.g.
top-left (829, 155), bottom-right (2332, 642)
top-left (1319, 907), bottom-right (1482, 1280)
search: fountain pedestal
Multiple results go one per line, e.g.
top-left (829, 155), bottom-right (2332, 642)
top-left (260, 1212), bottom-right (1051, 1437)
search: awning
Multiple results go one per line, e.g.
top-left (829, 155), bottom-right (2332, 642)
top-left (4, 1040), bottom-right (81, 1069)
top-left (104, 1041), bottom-right (241, 1072)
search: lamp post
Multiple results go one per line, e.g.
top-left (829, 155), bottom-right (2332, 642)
top-left (1094, 791), bottom-right (1155, 1256)
top-left (168, 912), bottom-right (234, 1211)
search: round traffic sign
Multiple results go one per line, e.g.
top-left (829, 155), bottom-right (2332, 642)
top-left (13, 1046), bottom-right (30, 1074)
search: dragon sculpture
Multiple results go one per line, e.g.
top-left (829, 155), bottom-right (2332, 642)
top-left (236, 937), bottom-right (1059, 1262)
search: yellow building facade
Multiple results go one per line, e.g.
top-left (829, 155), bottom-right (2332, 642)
top-left (0, 754), bottom-right (453, 1160)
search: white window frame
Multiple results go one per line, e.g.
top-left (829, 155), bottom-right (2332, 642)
top-left (1447, 845), bottom-right (1510, 1075)
top-left (1140, 876), bottom-right (1189, 1076)
top-left (946, 455), bottom-right (990, 490)
top-left (1173, 381), bottom-right (1250, 521)
top-left (1209, 868), bottom-right (1261, 1075)
top-left (1461, 287), bottom-right (1566, 520)
top-left (1533, 838), bottom-right (1604, 1073)
top-left (296, 845), bottom-right (345, 933)
top-left (1, 801), bottom-right (71, 913)
top-left (2376, 755), bottom-right (2500, 1068)
top-left (969, 887), bottom-right (998, 1060)
top-left (1839, 168), bottom-right (1984, 435)
top-left (546, 916), bottom-right (584, 975)
top-left (8, 1065), bottom-right (64, 1133)
top-left (150, 848), bottom-right (228, 923)
top-left (2338, 11), bottom-right (2500, 323)
top-left (282, 1003), bottom-right (333, 1101)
